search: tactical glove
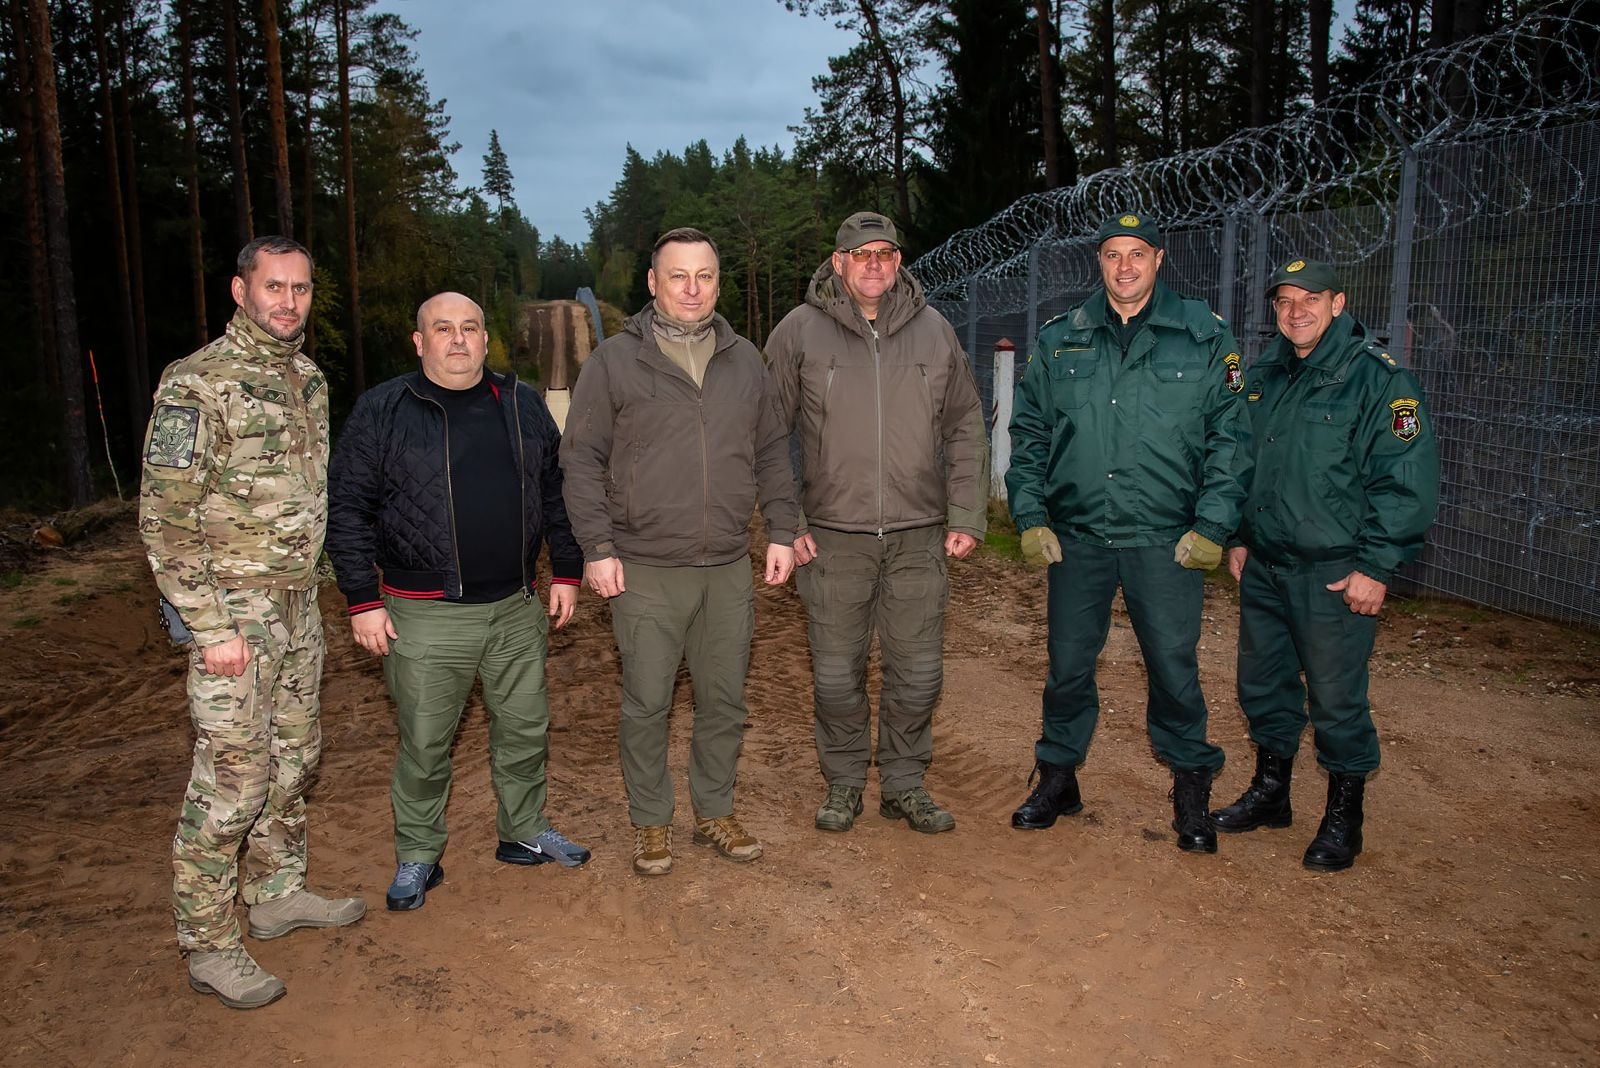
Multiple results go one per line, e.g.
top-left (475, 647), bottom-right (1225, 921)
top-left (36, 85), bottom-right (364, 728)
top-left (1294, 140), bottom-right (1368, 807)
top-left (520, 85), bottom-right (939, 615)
top-left (1174, 530), bottom-right (1223, 570)
top-left (1021, 526), bottom-right (1063, 567)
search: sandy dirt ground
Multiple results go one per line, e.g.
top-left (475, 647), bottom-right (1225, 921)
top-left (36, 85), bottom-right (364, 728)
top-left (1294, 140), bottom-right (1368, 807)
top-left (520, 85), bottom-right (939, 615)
top-left (1, 517), bottom-right (1597, 1067)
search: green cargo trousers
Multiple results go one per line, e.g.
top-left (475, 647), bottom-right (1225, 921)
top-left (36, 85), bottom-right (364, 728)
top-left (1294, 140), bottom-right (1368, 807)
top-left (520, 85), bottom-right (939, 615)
top-left (1037, 538), bottom-right (1223, 772)
top-left (795, 524), bottom-right (950, 793)
top-left (173, 586), bottom-right (322, 953)
top-left (609, 559), bottom-right (754, 828)
top-left (1236, 556), bottom-right (1382, 774)
top-left (382, 591), bottom-right (553, 862)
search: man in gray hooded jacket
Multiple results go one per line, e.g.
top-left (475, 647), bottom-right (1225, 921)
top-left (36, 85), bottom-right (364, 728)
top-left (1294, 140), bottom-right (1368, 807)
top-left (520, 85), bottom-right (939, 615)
top-left (766, 211), bottom-right (988, 835)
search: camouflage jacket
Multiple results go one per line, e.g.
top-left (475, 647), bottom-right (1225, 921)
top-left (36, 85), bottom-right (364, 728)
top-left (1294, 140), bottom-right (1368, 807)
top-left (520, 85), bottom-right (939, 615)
top-left (139, 309), bottom-right (330, 647)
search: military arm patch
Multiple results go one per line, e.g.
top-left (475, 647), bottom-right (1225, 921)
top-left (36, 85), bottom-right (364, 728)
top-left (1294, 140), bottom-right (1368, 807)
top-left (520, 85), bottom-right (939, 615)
top-left (1224, 352), bottom-right (1244, 393)
top-left (146, 404), bottom-right (201, 468)
top-left (1389, 398), bottom-right (1421, 441)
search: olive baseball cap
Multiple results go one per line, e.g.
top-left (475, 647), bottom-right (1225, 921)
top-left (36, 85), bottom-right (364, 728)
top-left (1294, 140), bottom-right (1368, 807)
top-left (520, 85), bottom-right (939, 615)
top-left (1267, 258), bottom-right (1343, 294)
top-left (836, 211), bottom-right (901, 250)
top-left (1095, 211), bottom-right (1163, 248)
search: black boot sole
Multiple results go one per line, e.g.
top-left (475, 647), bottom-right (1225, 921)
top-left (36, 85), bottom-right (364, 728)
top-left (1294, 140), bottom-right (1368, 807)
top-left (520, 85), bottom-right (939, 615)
top-left (1302, 851), bottom-right (1358, 872)
top-left (1212, 812), bottom-right (1293, 834)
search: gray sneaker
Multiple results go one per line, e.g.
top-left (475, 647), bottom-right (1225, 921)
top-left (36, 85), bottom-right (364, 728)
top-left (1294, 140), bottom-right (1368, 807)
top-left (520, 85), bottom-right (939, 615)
top-left (496, 827), bottom-right (592, 868)
top-left (187, 945), bottom-right (286, 1009)
top-left (880, 787), bottom-right (956, 834)
top-left (815, 784), bottom-right (865, 832)
top-left (386, 861), bottom-right (444, 911)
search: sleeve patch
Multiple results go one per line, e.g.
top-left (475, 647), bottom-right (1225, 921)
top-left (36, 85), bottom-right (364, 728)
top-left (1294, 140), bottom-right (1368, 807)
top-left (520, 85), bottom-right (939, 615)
top-left (1224, 352), bottom-right (1244, 394)
top-left (146, 404), bottom-right (201, 468)
top-left (1389, 398), bottom-right (1421, 441)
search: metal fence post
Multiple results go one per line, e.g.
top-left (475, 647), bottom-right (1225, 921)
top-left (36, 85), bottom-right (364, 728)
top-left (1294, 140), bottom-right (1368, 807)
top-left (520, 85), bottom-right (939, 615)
top-left (965, 276), bottom-right (980, 376)
top-left (1218, 215), bottom-right (1239, 330)
top-left (1026, 244), bottom-right (1040, 353)
top-left (991, 339), bottom-right (1015, 500)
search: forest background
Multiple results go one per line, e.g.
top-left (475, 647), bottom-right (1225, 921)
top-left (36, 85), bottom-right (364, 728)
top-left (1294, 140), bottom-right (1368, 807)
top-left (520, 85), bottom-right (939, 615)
top-left (2, 0), bottom-right (1527, 509)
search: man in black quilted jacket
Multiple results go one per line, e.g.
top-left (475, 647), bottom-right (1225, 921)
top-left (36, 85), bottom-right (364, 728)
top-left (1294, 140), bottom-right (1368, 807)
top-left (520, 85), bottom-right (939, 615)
top-left (327, 291), bottom-right (589, 913)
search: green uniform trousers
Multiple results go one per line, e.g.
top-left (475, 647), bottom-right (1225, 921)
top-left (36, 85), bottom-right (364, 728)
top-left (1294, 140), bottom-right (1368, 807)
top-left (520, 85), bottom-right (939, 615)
top-left (795, 524), bottom-right (949, 793)
top-left (383, 591), bottom-right (553, 862)
top-left (1236, 556), bottom-right (1382, 774)
top-left (610, 559), bottom-right (754, 827)
top-left (173, 586), bottom-right (322, 953)
top-left (1038, 539), bottom-right (1223, 772)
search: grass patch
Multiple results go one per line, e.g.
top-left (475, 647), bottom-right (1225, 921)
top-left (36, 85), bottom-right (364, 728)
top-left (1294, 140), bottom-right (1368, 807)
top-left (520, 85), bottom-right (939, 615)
top-left (981, 498), bottom-right (1022, 562)
top-left (13, 615), bottom-right (41, 629)
top-left (0, 572), bottom-right (21, 589)
top-left (52, 576), bottom-right (78, 587)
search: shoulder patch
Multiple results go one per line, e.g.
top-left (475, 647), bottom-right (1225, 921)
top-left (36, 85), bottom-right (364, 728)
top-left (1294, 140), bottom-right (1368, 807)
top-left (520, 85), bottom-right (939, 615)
top-left (1223, 352), bottom-right (1244, 394)
top-left (147, 405), bottom-right (201, 468)
top-left (1389, 398), bottom-right (1421, 441)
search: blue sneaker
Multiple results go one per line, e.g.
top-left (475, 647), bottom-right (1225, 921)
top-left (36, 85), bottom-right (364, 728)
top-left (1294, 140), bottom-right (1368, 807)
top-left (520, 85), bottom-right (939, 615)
top-left (385, 861), bottom-right (443, 911)
top-left (495, 827), bottom-right (591, 868)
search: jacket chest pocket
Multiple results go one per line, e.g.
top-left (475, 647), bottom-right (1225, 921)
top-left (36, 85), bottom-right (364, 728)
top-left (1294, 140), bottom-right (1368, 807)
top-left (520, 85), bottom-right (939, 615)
top-left (1046, 347), bottom-right (1099, 410)
top-left (223, 390), bottom-right (302, 499)
top-left (1301, 402), bottom-right (1354, 445)
top-left (1148, 359), bottom-right (1205, 412)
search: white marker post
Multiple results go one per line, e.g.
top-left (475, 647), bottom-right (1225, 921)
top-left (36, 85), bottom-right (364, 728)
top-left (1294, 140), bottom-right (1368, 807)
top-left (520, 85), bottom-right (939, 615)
top-left (991, 338), bottom-right (1015, 500)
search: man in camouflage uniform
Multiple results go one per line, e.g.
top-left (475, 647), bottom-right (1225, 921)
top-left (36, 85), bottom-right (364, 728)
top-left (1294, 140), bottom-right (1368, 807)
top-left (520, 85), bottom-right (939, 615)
top-left (140, 236), bottom-right (364, 1010)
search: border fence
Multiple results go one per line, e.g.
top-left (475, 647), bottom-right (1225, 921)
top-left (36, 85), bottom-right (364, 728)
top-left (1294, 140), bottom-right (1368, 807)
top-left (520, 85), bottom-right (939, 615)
top-left (915, 11), bottom-right (1600, 627)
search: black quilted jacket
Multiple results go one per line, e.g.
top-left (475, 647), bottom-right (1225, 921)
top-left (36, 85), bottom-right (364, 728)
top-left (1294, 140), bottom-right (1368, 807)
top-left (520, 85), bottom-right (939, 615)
top-left (326, 369), bottom-right (582, 614)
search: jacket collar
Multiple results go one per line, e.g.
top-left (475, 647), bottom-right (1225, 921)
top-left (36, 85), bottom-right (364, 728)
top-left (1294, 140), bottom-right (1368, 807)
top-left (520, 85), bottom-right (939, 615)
top-left (1072, 280), bottom-right (1185, 332)
top-left (804, 259), bottom-right (927, 337)
top-left (224, 308), bottom-right (306, 361)
top-left (622, 303), bottom-right (740, 355)
top-left (1261, 313), bottom-right (1362, 378)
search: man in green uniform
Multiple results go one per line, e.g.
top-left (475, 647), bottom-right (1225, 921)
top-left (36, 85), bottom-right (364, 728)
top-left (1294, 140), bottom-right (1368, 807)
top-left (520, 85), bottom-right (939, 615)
top-left (141, 236), bottom-right (364, 1010)
top-left (1211, 258), bottom-right (1439, 871)
top-left (1005, 213), bottom-right (1252, 852)
top-left (561, 227), bottom-right (801, 876)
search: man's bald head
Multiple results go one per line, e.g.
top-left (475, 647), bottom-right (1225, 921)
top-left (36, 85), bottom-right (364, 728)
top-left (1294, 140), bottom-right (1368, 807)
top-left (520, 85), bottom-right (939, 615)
top-left (416, 291), bottom-right (485, 334)
top-left (413, 291), bottom-right (489, 389)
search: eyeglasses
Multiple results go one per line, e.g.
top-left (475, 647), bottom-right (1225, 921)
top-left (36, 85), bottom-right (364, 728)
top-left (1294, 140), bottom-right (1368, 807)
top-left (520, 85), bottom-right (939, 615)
top-left (1271, 294), bottom-right (1328, 313)
top-left (842, 247), bottom-right (899, 263)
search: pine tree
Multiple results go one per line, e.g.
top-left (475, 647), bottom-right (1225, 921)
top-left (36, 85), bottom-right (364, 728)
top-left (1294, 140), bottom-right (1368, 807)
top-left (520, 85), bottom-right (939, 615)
top-left (482, 128), bottom-right (515, 212)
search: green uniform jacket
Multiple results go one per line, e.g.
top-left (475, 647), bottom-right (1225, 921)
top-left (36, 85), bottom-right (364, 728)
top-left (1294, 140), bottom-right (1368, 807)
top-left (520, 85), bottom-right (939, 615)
top-left (138, 309), bottom-right (330, 647)
top-left (1006, 281), bottom-right (1251, 548)
top-left (1238, 314), bottom-right (1440, 583)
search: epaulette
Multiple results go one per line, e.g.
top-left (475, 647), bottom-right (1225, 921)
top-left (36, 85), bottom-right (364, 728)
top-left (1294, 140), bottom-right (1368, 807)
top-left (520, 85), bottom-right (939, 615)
top-left (1180, 297), bottom-right (1225, 342)
top-left (1361, 341), bottom-right (1403, 373)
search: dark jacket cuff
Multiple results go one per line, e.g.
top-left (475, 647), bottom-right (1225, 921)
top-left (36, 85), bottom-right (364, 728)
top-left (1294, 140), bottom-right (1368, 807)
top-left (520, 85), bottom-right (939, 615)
top-left (344, 582), bottom-right (383, 615)
top-left (1192, 518), bottom-right (1231, 546)
top-left (551, 555), bottom-right (583, 583)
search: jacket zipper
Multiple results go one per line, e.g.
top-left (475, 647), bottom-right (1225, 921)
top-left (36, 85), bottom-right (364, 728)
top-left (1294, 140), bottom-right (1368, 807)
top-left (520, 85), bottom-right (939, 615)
top-left (510, 384), bottom-right (530, 600)
top-left (869, 321), bottom-right (884, 536)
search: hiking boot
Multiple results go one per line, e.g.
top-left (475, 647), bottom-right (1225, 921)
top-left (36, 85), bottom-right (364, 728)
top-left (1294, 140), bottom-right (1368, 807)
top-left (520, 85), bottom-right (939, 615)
top-left (246, 889), bottom-right (367, 940)
top-left (496, 827), bottom-right (592, 868)
top-left (385, 861), bottom-right (444, 911)
top-left (632, 825), bottom-right (673, 876)
top-left (693, 814), bottom-right (764, 862)
top-left (1212, 748), bottom-right (1294, 833)
top-left (187, 945), bottom-right (286, 1009)
top-left (1011, 759), bottom-right (1083, 830)
top-left (880, 787), bottom-right (956, 834)
top-left (814, 784), bottom-right (865, 832)
top-left (1303, 773), bottom-right (1366, 872)
top-left (1170, 768), bottom-right (1218, 853)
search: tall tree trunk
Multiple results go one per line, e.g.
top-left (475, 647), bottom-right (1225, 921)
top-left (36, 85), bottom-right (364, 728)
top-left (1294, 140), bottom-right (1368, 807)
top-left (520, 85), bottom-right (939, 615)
top-left (223, 0), bottom-right (254, 244)
top-left (1034, 0), bottom-right (1061, 189)
top-left (1309, 0), bottom-right (1332, 105)
top-left (337, 0), bottom-right (365, 395)
top-left (1250, 0), bottom-right (1272, 127)
top-left (856, 0), bottom-right (911, 227)
top-left (7, 0), bottom-right (58, 390)
top-left (261, 0), bottom-right (294, 234)
top-left (177, 0), bottom-right (208, 345)
top-left (1096, 0), bottom-right (1117, 166)
top-left (25, 0), bottom-right (95, 505)
top-left (299, 0), bottom-right (319, 355)
top-left (91, 1), bottom-right (142, 445)
top-left (115, 5), bottom-right (150, 430)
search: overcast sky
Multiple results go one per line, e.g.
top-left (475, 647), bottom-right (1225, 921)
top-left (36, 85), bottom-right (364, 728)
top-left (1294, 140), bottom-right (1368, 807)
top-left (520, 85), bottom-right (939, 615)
top-left (373, 0), bottom-right (858, 244)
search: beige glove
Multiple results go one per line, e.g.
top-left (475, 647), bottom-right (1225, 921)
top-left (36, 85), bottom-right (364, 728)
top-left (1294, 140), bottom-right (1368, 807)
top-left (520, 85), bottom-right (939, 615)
top-left (1174, 530), bottom-right (1223, 570)
top-left (1021, 526), bottom-right (1063, 567)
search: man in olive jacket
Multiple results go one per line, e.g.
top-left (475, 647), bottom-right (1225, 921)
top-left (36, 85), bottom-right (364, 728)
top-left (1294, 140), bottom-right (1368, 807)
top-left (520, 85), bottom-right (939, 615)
top-left (1006, 212), bottom-right (1251, 853)
top-left (561, 227), bottom-right (800, 877)
top-left (1211, 258), bottom-right (1439, 872)
top-left (766, 211), bottom-right (988, 836)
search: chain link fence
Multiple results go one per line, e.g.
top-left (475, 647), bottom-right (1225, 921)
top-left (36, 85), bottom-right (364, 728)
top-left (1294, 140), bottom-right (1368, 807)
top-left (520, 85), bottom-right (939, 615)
top-left (917, 11), bottom-right (1600, 626)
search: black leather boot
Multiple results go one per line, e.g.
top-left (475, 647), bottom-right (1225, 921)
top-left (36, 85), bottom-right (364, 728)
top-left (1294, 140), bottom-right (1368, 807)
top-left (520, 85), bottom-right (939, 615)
top-left (1211, 748), bottom-right (1294, 832)
top-left (1303, 773), bottom-right (1365, 871)
top-left (1010, 759), bottom-right (1083, 829)
top-left (1170, 768), bottom-right (1218, 853)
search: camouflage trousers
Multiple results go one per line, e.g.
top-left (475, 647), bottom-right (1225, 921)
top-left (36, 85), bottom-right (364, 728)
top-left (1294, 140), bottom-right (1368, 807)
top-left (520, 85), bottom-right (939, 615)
top-left (173, 586), bottom-right (324, 953)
